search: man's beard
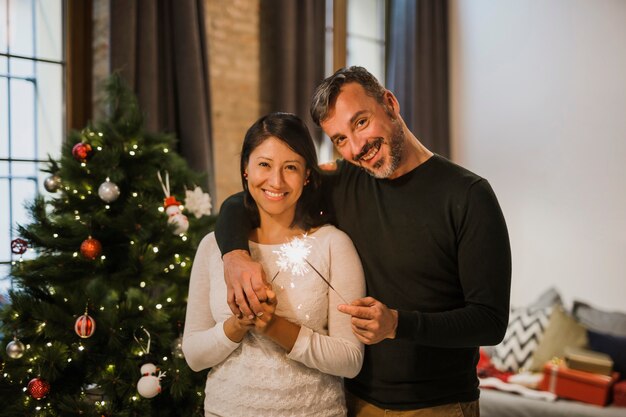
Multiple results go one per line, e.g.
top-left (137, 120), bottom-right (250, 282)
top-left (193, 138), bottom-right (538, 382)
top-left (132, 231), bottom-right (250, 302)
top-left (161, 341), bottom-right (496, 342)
top-left (360, 119), bottom-right (405, 179)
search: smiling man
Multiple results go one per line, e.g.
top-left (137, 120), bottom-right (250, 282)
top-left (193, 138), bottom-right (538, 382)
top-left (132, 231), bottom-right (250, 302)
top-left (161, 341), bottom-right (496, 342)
top-left (215, 66), bottom-right (512, 417)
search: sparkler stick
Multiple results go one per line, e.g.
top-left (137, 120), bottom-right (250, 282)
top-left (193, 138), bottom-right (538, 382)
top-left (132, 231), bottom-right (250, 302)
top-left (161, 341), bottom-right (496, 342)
top-left (304, 259), bottom-right (348, 305)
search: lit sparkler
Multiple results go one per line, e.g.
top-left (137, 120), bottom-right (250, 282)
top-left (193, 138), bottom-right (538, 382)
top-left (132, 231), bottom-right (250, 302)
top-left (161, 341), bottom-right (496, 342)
top-left (273, 235), bottom-right (348, 304)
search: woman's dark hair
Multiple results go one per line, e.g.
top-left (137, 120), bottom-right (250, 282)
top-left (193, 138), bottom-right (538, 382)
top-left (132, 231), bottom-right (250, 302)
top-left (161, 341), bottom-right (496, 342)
top-left (240, 112), bottom-right (326, 231)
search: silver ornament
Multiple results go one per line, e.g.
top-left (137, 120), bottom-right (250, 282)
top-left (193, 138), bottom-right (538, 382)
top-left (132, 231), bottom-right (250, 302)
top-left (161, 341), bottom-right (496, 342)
top-left (6, 338), bottom-right (25, 359)
top-left (98, 179), bottom-right (121, 203)
top-left (43, 174), bottom-right (62, 193)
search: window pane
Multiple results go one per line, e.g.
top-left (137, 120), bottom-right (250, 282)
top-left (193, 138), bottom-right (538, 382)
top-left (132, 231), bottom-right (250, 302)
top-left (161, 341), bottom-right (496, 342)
top-left (11, 177), bottom-right (37, 234)
top-left (0, 178), bottom-right (10, 261)
top-left (0, 265), bottom-right (11, 298)
top-left (8, 56), bottom-right (35, 78)
top-left (8, 0), bottom-right (34, 57)
top-left (0, 0), bottom-right (7, 54)
top-left (0, 76), bottom-right (7, 159)
top-left (37, 61), bottom-right (63, 160)
top-left (35, 0), bottom-right (63, 61)
top-left (9, 77), bottom-right (36, 159)
top-left (10, 160), bottom-right (37, 178)
top-left (347, 37), bottom-right (385, 83)
top-left (347, 0), bottom-right (384, 39)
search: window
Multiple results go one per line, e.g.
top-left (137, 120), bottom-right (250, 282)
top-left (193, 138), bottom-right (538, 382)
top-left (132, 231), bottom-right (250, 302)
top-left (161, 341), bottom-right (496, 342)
top-left (321, 0), bottom-right (386, 162)
top-left (0, 0), bottom-right (65, 294)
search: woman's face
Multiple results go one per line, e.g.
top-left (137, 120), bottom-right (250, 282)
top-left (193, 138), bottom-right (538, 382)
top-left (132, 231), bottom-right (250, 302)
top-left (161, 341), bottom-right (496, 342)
top-left (245, 136), bottom-right (309, 223)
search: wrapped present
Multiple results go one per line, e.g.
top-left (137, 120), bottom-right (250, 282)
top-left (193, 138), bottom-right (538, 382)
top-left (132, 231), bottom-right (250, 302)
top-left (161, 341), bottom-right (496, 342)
top-left (538, 360), bottom-right (620, 406)
top-left (565, 346), bottom-right (614, 376)
top-left (614, 380), bottom-right (626, 407)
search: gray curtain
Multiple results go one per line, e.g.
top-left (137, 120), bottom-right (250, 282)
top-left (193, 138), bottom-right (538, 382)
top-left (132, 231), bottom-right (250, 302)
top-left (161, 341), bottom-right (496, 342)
top-left (110, 0), bottom-right (215, 198)
top-left (387, 0), bottom-right (450, 157)
top-left (259, 0), bottom-right (326, 144)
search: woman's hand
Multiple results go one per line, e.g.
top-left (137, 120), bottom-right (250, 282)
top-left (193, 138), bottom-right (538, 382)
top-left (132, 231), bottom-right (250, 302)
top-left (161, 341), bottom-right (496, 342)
top-left (224, 314), bottom-right (255, 343)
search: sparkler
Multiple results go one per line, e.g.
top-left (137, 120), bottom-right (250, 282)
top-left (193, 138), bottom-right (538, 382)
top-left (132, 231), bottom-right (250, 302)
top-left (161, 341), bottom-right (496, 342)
top-left (272, 235), bottom-right (348, 304)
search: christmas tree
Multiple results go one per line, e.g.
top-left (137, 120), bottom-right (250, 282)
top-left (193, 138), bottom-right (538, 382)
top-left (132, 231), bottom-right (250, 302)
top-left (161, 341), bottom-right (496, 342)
top-left (0, 76), bottom-right (215, 416)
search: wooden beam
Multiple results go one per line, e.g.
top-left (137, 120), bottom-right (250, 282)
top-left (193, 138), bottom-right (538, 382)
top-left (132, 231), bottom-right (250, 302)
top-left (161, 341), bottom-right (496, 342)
top-left (333, 0), bottom-right (347, 71)
top-left (66, 0), bottom-right (93, 132)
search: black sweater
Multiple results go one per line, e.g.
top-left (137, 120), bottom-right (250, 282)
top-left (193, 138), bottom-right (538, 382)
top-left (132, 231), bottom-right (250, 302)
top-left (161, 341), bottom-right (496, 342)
top-left (215, 154), bottom-right (511, 410)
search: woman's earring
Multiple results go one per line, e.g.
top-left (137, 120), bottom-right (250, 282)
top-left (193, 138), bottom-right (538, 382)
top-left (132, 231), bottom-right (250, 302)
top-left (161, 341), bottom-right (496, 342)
top-left (304, 178), bottom-right (310, 186)
top-left (244, 172), bottom-right (248, 179)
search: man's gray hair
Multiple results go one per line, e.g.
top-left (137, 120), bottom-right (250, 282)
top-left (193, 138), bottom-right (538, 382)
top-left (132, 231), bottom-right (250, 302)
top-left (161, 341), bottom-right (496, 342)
top-left (310, 66), bottom-right (387, 126)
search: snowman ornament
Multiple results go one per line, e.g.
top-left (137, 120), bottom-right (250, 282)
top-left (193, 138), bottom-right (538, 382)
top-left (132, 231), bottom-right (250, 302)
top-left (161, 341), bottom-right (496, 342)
top-left (137, 362), bottom-right (166, 399)
top-left (157, 171), bottom-right (189, 235)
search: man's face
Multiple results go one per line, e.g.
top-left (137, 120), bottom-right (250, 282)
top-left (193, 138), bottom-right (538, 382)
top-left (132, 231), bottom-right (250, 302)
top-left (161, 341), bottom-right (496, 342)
top-left (320, 83), bottom-right (405, 179)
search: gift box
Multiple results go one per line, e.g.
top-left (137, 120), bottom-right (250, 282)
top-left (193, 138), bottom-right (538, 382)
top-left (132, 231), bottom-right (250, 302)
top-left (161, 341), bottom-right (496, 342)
top-left (614, 380), bottom-right (626, 407)
top-left (565, 346), bottom-right (614, 376)
top-left (539, 361), bottom-right (620, 406)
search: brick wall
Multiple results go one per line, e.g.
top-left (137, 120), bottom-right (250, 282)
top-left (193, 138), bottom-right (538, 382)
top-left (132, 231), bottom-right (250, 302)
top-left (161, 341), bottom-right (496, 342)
top-left (205, 0), bottom-right (261, 209)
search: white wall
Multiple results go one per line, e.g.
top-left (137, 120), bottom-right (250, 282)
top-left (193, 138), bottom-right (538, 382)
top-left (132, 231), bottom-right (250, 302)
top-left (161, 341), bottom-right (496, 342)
top-left (449, 0), bottom-right (626, 311)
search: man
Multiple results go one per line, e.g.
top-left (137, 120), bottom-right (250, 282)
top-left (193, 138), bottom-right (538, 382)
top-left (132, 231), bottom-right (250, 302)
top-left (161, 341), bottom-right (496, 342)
top-left (215, 66), bottom-right (511, 416)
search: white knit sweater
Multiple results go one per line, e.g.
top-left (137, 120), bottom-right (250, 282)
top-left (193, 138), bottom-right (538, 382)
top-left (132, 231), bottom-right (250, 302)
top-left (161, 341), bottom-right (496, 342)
top-left (183, 225), bottom-right (366, 417)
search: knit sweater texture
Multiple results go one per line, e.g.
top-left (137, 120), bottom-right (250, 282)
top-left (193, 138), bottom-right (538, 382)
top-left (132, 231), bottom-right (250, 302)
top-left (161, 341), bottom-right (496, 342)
top-left (184, 226), bottom-right (365, 416)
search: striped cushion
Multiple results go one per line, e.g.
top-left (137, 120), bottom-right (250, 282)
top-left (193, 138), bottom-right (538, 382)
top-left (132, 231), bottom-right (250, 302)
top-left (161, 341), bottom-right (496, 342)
top-left (491, 307), bottom-right (553, 372)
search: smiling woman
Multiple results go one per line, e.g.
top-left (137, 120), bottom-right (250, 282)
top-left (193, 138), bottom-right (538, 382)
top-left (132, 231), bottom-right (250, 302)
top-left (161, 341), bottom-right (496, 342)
top-left (239, 113), bottom-right (327, 236)
top-left (183, 112), bottom-right (366, 416)
top-left (244, 137), bottom-right (308, 234)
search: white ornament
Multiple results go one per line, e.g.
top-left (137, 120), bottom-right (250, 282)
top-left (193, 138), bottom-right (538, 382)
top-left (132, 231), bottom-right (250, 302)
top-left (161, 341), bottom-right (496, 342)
top-left (184, 186), bottom-right (212, 218)
top-left (167, 212), bottom-right (189, 235)
top-left (157, 171), bottom-right (190, 235)
top-left (137, 363), bottom-right (166, 399)
top-left (98, 178), bottom-right (121, 203)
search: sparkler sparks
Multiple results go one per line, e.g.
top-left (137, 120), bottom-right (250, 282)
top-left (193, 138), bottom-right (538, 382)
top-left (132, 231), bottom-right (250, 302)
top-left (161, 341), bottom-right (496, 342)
top-left (273, 236), bottom-right (312, 276)
top-left (273, 235), bottom-right (348, 304)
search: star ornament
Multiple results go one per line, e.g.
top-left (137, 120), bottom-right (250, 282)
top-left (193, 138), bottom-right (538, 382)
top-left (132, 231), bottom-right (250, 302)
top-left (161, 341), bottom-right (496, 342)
top-left (184, 186), bottom-right (212, 218)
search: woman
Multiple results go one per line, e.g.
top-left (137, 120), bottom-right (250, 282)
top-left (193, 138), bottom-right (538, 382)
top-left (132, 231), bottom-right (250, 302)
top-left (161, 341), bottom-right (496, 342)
top-left (183, 112), bottom-right (365, 416)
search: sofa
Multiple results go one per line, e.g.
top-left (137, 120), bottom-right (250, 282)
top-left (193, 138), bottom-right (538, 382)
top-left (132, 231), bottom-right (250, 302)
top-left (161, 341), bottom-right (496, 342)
top-left (478, 288), bottom-right (626, 417)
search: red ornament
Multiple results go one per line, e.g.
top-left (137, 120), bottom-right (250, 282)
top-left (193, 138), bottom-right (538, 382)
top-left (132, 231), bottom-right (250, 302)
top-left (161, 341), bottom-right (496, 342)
top-left (11, 238), bottom-right (28, 255)
top-left (75, 313), bottom-right (96, 338)
top-left (27, 377), bottom-right (50, 399)
top-left (72, 142), bottom-right (93, 162)
top-left (80, 237), bottom-right (102, 260)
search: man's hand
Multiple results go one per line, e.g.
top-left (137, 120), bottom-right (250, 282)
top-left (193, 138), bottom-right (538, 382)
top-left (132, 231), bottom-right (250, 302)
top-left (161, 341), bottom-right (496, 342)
top-left (337, 297), bottom-right (398, 345)
top-left (223, 250), bottom-right (268, 319)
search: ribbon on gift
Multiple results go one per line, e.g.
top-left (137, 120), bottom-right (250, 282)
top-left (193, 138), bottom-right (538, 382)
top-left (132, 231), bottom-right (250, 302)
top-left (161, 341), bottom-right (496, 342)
top-left (548, 357), bottom-right (563, 394)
